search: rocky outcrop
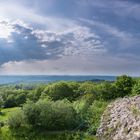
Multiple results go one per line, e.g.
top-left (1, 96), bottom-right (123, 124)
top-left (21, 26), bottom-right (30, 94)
top-left (96, 96), bottom-right (140, 140)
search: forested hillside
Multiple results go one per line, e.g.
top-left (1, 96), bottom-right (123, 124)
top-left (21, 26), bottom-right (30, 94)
top-left (0, 75), bottom-right (139, 140)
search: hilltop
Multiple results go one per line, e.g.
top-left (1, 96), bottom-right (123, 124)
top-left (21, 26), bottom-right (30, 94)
top-left (97, 96), bottom-right (140, 140)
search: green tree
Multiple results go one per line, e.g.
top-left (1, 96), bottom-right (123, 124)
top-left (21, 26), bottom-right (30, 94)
top-left (115, 75), bottom-right (135, 97)
top-left (23, 99), bottom-right (79, 130)
top-left (8, 109), bottom-right (26, 129)
top-left (73, 93), bottom-right (94, 122)
top-left (15, 92), bottom-right (26, 106)
top-left (27, 86), bottom-right (45, 102)
top-left (77, 82), bottom-right (95, 95)
top-left (93, 82), bottom-right (116, 100)
top-left (43, 82), bottom-right (79, 101)
top-left (23, 100), bottom-right (39, 126)
top-left (4, 94), bottom-right (16, 108)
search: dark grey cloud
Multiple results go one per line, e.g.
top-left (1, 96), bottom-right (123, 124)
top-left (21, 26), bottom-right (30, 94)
top-left (13, 24), bottom-right (66, 60)
top-left (0, 20), bottom-right (104, 65)
top-left (0, 21), bottom-right (63, 64)
top-left (0, 0), bottom-right (140, 75)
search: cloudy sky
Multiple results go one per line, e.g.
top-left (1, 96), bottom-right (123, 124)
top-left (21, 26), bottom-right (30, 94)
top-left (0, 0), bottom-right (140, 75)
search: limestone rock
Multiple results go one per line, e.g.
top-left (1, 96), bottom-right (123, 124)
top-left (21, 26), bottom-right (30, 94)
top-left (96, 96), bottom-right (140, 140)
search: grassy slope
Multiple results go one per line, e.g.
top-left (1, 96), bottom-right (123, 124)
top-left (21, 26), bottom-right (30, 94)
top-left (0, 107), bottom-right (20, 122)
top-left (0, 108), bottom-right (75, 140)
top-left (0, 108), bottom-right (20, 140)
top-left (0, 108), bottom-right (97, 140)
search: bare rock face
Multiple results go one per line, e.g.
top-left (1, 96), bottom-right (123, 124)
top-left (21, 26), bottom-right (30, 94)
top-left (96, 96), bottom-right (140, 140)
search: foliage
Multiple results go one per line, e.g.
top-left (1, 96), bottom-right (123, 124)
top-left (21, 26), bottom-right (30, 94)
top-left (0, 75), bottom-right (139, 139)
top-left (73, 93), bottom-right (95, 121)
top-left (0, 107), bottom-right (20, 123)
top-left (87, 100), bottom-right (108, 134)
top-left (115, 75), bottom-right (135, 97)
top-left (93, 82), bottom-right (116, 100)
top-left (132, 80), bottom-right (140, 95)
top-left (0, 126), bottom-right (88, 140)
top-left (77, 82), bottom-right (96, 95)
top-left (8, 109), bottom-right (26, 129)
top-left (77, 81), bottom-right (116, 101)
top-left (42, 81), bottom-right (80, 100)
top-left (0, 96), bottom-right (4, 113)
top-left (23, 98), bottom-right (79, 130)
top-left (0, 90), bottom-right (28, 108)
top-left (27, 85), bottom-right (46, 102)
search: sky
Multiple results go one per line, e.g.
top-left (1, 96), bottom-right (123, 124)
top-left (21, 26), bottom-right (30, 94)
top-left (0, 0), bottom-right (140, 75)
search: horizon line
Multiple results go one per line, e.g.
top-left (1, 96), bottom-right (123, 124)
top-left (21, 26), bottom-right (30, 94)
top-left (0, 74), bottom-right (139, 77)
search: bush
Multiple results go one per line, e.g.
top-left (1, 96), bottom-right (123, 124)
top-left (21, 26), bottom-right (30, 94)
top-left (23, 99), bottom-right (79, 130)
top-left (43, 82), bottom-right (80, 101)
top-left (8, 109), bottom-right (26, 129)
top-left (4, 94), bottom-right (17, 108)
top-left (3, 90), bottom-right (28, 108)
top-left (0, 121), bottom-right (4, 127)
top-left (73, 93), bottom-right (95, 123)
top-left (23, 100), bottom-right (40, 126)
top-left (93, 82), bottom-right (116, 100)
top-left (87, 100), bottom-right (108, 134)
top-left (132, 80), bottom-right (140, 95)
top-left (27, 86), bottom-right (46, 102)
top-left (0, 96), bottom-right (4, 113)
top-left (77, 82), bottom-right (95, 95)
top-left (15, 93), bottom-right (26, 106)
top-left (115, 75), bottom-right (135, 97)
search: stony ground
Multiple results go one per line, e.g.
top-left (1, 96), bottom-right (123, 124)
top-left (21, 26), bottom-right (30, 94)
top-left (96, 96), bottom-right (140, 140)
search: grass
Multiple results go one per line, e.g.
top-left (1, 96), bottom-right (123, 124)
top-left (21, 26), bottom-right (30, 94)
top-left (0, 107), bottom-right (20, 122)
top-left (0, 107), bottom-right (83, 140)
top-left (0, 108), bottom-right (21, 140)
top-left (0, 126), bottom-right (86, 140)
top-left (0, 107), bottom-right (99, 140)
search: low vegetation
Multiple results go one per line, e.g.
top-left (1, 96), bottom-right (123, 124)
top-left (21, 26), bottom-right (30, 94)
top-left (0, 75), bottom-right (139, 139)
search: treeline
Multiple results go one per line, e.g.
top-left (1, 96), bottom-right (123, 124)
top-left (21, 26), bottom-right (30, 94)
top-left (0, 75), bottom-right (137, 108)
top-left (0, 75), bottom-right (140, 139)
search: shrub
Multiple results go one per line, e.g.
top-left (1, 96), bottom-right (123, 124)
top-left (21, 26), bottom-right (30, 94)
top-left (43, 82), bottom-right (80, 101)
top-left (27, 86), bottom-right (46, 102)
top-left (115, 75), bottom-right (135, 97)
top-left (8, 109), bottom-right (26, 129)
top-left (77, 81), bottom-right (116, 101)
top-left (87, 100), bottom-right (108, 134)
top-left (0, 96), bottom-right (4, 113)
top-left (132, 80), bottom-right (140, 95)
top-left (4, 94), bottom-right (17, 108)
top-left (73, 94), bottom-right (95, 123)
top-left (23, 100), bottom-right (40, 126)
top-left (93, 82), bottom-right (116, 100)
top-left (3, 90), bottom-right (28, 108)
top-left (77, 82), bottom-right (95, 95)
top-left (15, 93), bottom-right (26, 106)
top-left (23, 99), bottom-right (79, 130)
